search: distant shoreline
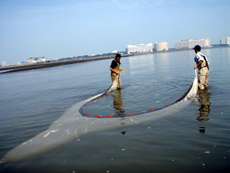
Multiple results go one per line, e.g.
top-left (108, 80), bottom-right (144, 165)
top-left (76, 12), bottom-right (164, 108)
top-left (0, 54), bottom-right (132, 74)
top-left (0, 45), bottom-right (229, 74)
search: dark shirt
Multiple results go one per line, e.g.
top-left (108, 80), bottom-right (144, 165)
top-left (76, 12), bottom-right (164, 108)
top-left (110, 60), bottom-right (120, 69)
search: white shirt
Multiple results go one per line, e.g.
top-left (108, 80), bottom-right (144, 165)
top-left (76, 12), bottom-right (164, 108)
top-left (195, 52), bottom-right (209, 66)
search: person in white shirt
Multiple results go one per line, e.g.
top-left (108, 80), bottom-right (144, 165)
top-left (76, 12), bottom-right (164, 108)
top-left (193, 45), bottom-right (209, 90)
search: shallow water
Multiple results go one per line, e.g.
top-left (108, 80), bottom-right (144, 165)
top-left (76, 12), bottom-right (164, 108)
top-left (0, 48), bottom-right (230, 173)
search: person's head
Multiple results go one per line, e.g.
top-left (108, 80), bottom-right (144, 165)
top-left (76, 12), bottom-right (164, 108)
top-left (193, 45), bottom-right (201, 53)
top-left (115, 54), bottom-right (121, 61)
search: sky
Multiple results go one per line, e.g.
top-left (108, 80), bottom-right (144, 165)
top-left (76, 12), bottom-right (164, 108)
top-left (0, 0), bottom-right (230, 64)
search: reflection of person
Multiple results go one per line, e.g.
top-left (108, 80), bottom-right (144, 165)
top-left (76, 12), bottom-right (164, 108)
top-left (112, 89), bottom-right (125, 117)
top-left (196, 89), bottom-right (211, 122)
top-left (193, 45), bottom-right (210, 90)
top-left (110, 54), bottom-right (123, 89)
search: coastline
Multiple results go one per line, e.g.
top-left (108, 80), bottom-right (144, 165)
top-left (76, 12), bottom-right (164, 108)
top-left (0, 54), bottom-right (132, 74)
top-left (0, 45), bottom-right (229, 74)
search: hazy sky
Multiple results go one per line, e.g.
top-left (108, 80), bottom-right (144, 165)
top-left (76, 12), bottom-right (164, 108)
top-left (0, 0), bottom-right (230, 64)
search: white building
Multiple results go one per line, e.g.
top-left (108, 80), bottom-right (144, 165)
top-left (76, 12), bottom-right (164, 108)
top-left (174, 38), bottom-right (211, 49)
top-left (27, 57), bottom-right (46, 63)
top-left (220, 37), bottom-right (230, 44)
top-left (227, 37), bottom-right (230, 44)
top-left (126, 43), bottom-right (153, 54)
top-left (126, 45), bottom-right (137, 54)
top-left (112, 50), bottom-right (118, 54)
top-left (1, 61), bottom-right (7, 67)
top-left (154, 42), bottom-right (169, 51)
top-left (174, 40), bottom-right (188, 49)
top-left (220, 38), bottom-right (225, 44)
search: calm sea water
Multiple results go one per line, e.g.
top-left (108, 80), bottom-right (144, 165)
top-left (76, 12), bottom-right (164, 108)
top-left (0, 48), bottom-right (230, 173)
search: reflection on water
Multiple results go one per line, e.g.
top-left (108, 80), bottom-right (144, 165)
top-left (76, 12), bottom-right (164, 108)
top-left (202, 48), bottom-right (211, 57)
top-left (221, 47), bottom-right (230, 66)
top-left (196, 88), bottom-right (211, 122)
top-left (128, 55), bottom-right (154, 75)
top-left (111, 89), bottom-right (125, 117)
top-left (196, 88), bottom-right (211, 134)
top-left (155, 53), bottom-right (170, 73)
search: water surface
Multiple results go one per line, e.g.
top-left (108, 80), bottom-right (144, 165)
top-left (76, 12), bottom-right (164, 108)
top-left (0, 48), bottom-right (229, 173)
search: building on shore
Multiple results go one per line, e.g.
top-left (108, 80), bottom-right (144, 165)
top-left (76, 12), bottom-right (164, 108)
top-left (220, 37), bottom-right (230, 45)
top-left (27, 57), bottom-right (46, 63)
top-left (174, 38), bottom-right (211, 49)
top-left (112, 49), bottom-right (118, 54)
top-left (1, 61), bottom-right (7, 67)
top-left (126, 43), bottom-right (153, 54)
top-left (154, 42), bottom-right (169, 51)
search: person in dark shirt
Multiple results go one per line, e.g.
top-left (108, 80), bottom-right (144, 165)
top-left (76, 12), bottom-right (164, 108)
top-left (110, 54), bottom-right (123, 89)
